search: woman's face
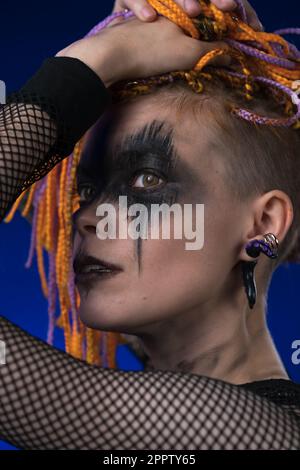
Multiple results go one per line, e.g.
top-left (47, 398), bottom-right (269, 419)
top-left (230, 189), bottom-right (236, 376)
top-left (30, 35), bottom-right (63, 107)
top-left (72, 92), bottom-right (247, 336)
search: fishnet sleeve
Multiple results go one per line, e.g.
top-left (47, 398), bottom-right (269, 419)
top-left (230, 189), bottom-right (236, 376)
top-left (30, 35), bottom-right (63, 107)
top-left (0, 56), bottom-right (112, 221)
top-left (0, 316), bottom-right (300, 450)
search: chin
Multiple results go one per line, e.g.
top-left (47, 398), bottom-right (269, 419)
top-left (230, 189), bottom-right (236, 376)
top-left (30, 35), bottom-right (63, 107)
top-left (78, 302), bottom-right (121, 331)
top-left (78, 301), bottom-right (145, 335)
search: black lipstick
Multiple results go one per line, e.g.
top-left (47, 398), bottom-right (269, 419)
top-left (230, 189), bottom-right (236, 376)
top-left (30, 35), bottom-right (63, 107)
top-left (73, 252), bottom-right (123, 287)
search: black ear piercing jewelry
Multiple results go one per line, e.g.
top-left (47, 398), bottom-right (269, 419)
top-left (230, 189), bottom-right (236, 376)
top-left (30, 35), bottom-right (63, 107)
top-left (241, 233), bottom-right (279, 309)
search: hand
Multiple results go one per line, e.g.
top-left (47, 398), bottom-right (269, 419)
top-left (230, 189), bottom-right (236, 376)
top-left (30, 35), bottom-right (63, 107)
top-left (55, 14), bottom-right (230, 87)
top-left (111, 0), bottom-right (263, 31)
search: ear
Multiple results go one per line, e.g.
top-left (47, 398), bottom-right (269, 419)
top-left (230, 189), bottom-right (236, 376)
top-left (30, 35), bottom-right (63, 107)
top-left (239, 190), bottom-right (294, 262)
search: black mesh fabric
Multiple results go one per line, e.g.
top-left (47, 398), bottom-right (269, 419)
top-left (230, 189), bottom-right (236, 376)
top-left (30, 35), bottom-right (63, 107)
top-left (1, 316), bottom-right (300, 450)
top-left (0, 96), bottom-right (58, 219)
top-left (0, 56), bottom-right (300, 450)
top-left (0, 56), bottom-right (112, 221)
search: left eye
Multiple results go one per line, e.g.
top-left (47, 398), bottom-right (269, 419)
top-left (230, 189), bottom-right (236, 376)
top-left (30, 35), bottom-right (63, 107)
top-left (77, 183), bottom-right (97, 203)
top-left (131, 172), bottom-right (165, 189)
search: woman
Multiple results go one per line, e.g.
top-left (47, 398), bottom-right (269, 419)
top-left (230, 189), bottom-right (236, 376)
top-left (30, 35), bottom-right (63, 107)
top-left (0, 0), bottom-right (300, 450)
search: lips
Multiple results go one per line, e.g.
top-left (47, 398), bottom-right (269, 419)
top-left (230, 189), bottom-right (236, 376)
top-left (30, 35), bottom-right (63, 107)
top-left (73, 253), bottom-right (122, 284)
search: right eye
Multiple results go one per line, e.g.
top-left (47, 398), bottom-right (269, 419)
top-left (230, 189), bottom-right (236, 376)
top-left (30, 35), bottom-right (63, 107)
top-left (77, 183), bottom-right (97, 203)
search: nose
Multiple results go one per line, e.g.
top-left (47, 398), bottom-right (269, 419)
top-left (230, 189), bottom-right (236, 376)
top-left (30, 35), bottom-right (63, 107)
top-left (73, 199), bottom-right (99, 238)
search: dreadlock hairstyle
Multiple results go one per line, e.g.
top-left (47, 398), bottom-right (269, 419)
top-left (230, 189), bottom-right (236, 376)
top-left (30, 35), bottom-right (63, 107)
top-left (4, 0), bottom-right (300, 369)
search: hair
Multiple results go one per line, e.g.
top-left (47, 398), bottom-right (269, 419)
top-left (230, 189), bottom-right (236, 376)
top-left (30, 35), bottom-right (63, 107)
top-left (149, 77), bottom-right (300, 270)
top-left (5, 0), bottom-right (300, 369)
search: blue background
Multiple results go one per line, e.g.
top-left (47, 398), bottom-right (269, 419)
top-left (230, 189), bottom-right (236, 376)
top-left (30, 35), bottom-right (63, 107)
top-left (0, 0), bottom-right (300, 450)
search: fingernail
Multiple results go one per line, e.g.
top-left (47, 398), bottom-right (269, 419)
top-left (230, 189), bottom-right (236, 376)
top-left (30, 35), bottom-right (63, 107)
top-left (215, 0), bottom-right (237, 10)
top-left (184, 0), bottom-right (201, 15)
top-left (141, 6), bottom-right (156, 19)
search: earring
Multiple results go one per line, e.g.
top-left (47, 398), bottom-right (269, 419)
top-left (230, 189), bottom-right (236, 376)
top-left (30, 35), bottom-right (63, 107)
top-left (242, 233), bottom-right (279, 309)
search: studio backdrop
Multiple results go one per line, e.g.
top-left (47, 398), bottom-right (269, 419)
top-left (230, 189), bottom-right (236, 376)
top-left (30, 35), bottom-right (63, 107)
top-left (0, 0), bottom-right (299, 451)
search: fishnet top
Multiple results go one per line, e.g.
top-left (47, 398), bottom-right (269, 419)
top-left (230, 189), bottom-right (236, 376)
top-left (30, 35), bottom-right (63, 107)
top-left (0, 57), bottom-right (300, 450)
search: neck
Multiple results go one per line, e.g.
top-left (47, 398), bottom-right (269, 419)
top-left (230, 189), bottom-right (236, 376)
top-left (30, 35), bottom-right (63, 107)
top-left (139, 295), bottom-right (289, 385)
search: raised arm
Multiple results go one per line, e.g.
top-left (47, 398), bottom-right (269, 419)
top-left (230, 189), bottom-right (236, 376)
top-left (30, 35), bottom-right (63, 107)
top-left (0, 56), bottom-right (112, 221)
top-left (1, 315), bottom-right (300, 450)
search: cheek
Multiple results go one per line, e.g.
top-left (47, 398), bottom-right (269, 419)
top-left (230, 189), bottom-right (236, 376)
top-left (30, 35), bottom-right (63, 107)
top-left (140, 196), bottom-right (238, 305)
top-left (130, 232), bottom-right (228, 319)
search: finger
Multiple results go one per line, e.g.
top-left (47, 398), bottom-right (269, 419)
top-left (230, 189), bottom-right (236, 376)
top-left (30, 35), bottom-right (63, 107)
top-left (107, 1), bottom-right (129, 27)
top-left (182, 0), bottom-right (202, 17)
top-left (113, 0), bottom-right (202, 20)
top-left (211, 0), bottom-right (237, 9)
top-left (187, 37), bottom-right (232, 67)
top-left (240, 1), bottom-right (264, 31)
top-left (211, 0), bottom-right (263, 31)
top-left (112, 0), bottom-right (157, 21)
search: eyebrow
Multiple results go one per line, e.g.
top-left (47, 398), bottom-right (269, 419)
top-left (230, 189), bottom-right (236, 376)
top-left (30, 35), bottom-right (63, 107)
top-left (110, 119), bottom-right (205, 189)
top-left (77, 119), bottom-right (179, 179)
top-left (76, 119), bottom-right (205, 191)
top-left (109, 119), bottom-right (179, 169)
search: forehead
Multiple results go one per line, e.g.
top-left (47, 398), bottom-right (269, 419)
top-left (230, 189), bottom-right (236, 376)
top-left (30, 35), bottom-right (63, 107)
top-left (80, 92), bottom-right (223, 180)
